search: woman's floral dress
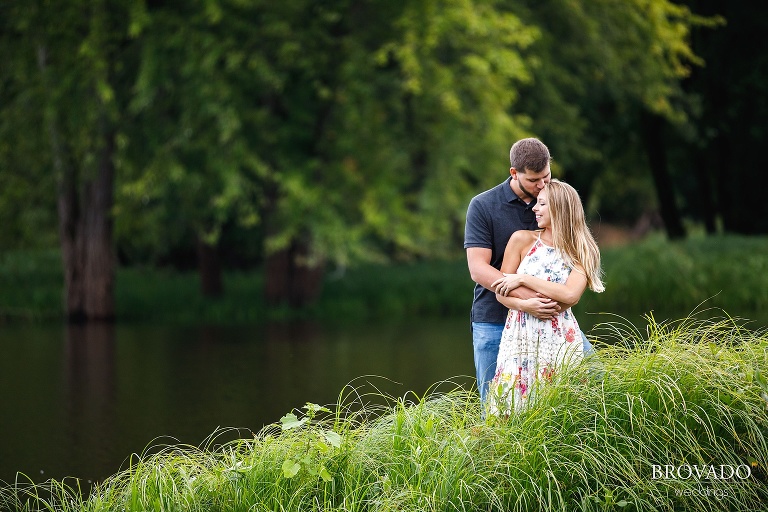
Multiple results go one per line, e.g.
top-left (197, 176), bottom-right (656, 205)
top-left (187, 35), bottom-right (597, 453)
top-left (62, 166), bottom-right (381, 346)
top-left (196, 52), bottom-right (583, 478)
top-left (488, 235), bottom-right (583, 415)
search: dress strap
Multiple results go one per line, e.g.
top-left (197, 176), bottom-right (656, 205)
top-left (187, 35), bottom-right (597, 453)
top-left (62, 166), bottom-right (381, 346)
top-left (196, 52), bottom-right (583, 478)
top-left (523, 234), bottom-right (541, 257)
top-left (535, 230), bottom-right (554, 249)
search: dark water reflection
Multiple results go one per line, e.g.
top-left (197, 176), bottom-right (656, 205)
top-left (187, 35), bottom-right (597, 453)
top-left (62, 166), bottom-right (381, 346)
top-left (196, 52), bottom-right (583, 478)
top-left (0, 317), bottom-right (482, 485)
top-left (1, 310), bottom-right (764, 486)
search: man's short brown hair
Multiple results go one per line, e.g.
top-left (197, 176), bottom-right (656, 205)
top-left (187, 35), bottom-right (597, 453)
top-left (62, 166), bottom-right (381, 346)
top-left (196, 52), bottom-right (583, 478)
top-left (509, 138), bottom-right (551, 173)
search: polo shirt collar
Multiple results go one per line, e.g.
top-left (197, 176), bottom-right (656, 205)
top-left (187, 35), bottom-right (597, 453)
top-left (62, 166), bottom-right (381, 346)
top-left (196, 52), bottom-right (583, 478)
top-left (502, 176), bottom-right (530, 205)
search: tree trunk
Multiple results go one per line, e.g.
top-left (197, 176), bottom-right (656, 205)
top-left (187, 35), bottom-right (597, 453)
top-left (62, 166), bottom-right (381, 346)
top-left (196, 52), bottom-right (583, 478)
top-left (81, 129), bottom-right (117, 321)
top-left (264, 237), bottom-right (325, 308)
top-left (197, 237), bottom-right (224, 297)
top-left (39, 45), bottom-right (116, 322)
top-left (640, 111), bottom-right (686, 240)
top-left (57, 130), bottom-right (117, 323)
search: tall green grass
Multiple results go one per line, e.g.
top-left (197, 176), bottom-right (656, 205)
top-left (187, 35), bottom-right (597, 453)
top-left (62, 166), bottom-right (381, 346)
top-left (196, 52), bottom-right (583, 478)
top-left (581, 234), bottom-right (768, 314)
top-left (2, 315), bottom-right (767, 511)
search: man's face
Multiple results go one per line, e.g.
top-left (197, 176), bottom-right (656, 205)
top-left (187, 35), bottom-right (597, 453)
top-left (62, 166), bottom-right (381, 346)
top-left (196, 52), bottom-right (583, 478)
top-left (511, 165), bottom-right (551, 201)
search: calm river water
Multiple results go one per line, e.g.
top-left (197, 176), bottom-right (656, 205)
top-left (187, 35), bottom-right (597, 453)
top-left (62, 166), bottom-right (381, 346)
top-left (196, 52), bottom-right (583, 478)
top-left (1, 310), bottom-right (762, 486)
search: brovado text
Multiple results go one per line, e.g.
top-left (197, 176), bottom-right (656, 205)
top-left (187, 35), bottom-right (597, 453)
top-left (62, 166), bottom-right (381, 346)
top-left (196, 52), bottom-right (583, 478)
top-left (652, 464), bottom-right (752, 480)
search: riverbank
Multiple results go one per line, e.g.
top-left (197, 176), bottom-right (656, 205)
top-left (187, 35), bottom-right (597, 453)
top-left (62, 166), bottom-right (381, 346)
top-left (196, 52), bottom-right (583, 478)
top-left (1, 234), bottom-right (767, 325)
top-left (2, 316), bottom-right (766, 511)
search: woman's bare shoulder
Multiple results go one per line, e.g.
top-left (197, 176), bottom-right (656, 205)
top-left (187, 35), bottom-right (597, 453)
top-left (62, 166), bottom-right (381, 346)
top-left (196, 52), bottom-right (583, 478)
top-left (504, 230), bottom-right (539, 258)
top-left (509, 229), bottom-right (539, 246)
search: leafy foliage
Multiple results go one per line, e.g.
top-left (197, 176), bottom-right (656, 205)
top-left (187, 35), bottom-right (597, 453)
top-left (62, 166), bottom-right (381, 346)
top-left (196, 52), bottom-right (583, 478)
top-left (510, 0), bottom-right (720, 210)
top-left (0, 0), bottom-right (746, 312)
top-left (1, 0), bottom-right (719, 265)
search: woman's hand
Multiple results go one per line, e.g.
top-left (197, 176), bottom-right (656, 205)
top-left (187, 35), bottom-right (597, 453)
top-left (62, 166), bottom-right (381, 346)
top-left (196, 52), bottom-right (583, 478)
top-left (492, 273), bottom-right (523, 296)
top-left (519, 297), bottom-right (560, 320)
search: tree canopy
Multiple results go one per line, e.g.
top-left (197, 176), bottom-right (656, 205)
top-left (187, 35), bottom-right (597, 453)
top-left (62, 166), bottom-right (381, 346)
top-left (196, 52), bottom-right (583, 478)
top-left (0, 0), bottom-right (751, 317)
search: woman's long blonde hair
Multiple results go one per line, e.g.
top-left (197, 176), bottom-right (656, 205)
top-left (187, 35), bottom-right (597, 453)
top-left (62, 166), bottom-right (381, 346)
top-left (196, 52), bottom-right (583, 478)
top-left (546, 179), bottom-right (605, 293)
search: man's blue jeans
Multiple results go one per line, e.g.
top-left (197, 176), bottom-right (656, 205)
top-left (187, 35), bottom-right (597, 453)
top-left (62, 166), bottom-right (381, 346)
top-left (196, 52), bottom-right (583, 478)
top-left (471, 322), bottom-right (505, 405)
top-left (472, 321), bottom-right (594, 405)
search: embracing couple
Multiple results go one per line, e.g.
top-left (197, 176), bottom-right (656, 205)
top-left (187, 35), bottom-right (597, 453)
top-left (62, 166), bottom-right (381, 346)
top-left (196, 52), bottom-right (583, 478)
top-left (464, 138), bottom-right (604, 414)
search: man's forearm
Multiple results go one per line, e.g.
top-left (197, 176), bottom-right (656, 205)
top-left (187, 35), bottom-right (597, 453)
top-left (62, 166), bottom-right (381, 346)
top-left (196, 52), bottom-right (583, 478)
top-left (496, 292), bottom-right (560, 320)
top-left (496, 294), bottom-right (523, 310)
top-left (508, 285), bottom-right (570, 309)
top-left (470, 265), bottom-right (504, 292)
top-left (509, 285), bottom-right (539, 301)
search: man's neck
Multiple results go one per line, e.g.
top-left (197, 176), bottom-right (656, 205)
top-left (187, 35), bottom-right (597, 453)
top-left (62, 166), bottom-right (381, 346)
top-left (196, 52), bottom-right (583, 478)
top-left (509, 179), bottom-right (533, 204)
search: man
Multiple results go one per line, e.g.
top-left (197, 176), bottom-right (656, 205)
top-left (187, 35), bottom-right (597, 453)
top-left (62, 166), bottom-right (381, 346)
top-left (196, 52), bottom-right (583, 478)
top-left (465, 138), bottom-right (567, 404)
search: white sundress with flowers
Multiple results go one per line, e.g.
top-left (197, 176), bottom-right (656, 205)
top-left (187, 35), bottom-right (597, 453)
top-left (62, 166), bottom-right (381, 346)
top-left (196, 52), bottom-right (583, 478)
top-left (488, 234), bottom-right (583, 415)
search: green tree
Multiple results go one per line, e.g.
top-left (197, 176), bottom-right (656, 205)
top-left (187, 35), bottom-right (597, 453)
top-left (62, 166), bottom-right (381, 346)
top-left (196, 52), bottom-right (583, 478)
top-left (0, 0), bottom-right (724, 319)
top-left (1, 0), bottom-right (141, 321)
top-left (0, 96), bottom-right (58, 250)
top-left (117, 1), bottom-right (266, 297)
top-left (253, 0), bottom-right (538, 305)
top-left (510, 0), bottom-right (718, 238)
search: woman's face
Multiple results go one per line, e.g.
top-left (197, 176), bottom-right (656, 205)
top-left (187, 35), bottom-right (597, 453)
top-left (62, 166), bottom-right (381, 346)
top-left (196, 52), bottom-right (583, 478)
top-left (532, 189), bottom-right (551, 228)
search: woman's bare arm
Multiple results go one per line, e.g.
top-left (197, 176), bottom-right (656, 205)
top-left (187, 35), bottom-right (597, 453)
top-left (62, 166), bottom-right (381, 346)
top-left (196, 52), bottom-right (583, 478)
top-left (492, 231), bottom-right (560, 319)
top-left (494, 264), bottom-right (588, 306)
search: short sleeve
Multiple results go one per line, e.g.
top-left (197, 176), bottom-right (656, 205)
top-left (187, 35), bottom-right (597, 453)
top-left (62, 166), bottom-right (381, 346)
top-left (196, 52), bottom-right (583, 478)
top-left (464, 198), bottom-right (492, 249)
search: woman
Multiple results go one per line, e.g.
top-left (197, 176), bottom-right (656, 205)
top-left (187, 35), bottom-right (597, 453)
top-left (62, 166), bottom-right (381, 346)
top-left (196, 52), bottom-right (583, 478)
top-left (488, 179), bottom-right (604, 414)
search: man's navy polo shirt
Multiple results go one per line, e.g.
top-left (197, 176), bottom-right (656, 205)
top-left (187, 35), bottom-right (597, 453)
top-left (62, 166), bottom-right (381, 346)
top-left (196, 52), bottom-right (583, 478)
top-left (464, 177), bottom-right (539, 324)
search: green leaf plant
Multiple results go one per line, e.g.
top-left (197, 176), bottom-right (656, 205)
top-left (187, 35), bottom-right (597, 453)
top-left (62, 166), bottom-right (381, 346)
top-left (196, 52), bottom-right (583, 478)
top-left (279, 403), bottom-right (344, 482)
